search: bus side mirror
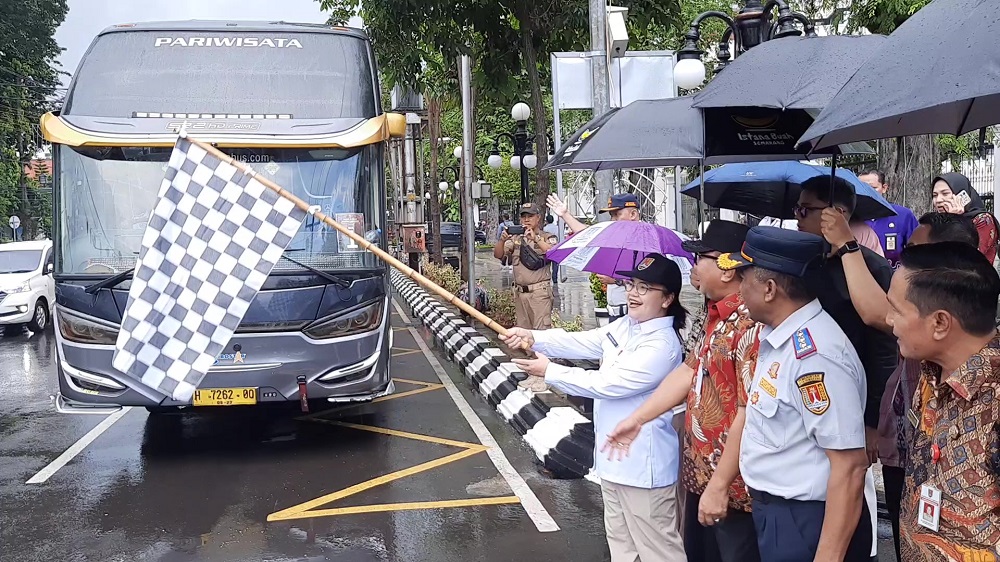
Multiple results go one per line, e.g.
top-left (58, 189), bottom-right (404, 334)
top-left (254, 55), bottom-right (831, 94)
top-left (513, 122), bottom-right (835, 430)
top-left (46, 262), bottom-right (54, 274)
top-left (386, 113), bottom-right (406, 139)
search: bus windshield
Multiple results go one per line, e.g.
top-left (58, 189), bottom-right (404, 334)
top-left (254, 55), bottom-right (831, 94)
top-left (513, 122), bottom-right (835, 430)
top-left (57, 145), bottom-right (382, 274)
top-left (64, 30), bottom-right (376, 119)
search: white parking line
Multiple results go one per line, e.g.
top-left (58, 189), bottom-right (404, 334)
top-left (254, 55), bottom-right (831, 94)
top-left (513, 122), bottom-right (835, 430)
top-left (390, 298), bottom-right (411, 325)
top-left (396, 298), bottom-right (560, 533)
top-left (26, 407), bottom-right (132, 484)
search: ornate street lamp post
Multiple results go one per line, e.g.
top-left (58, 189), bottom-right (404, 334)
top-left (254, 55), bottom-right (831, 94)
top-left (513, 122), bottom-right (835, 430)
top-left (488, 103), bottom-right (539, 205)
top-left (673, 0), bottom-right (816, 90)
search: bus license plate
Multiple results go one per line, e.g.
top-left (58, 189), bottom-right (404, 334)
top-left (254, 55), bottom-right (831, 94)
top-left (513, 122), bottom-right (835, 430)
top-left (193, 387), bottom-right (258, 406)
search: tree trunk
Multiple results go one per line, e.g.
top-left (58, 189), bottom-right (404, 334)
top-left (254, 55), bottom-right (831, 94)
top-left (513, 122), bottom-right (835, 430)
top-left (876, 135), bottom-right (939, 215)
top-left (427, 95), bottom-right (444, 265)
top-left (486, 197), bottom-right (500, 244)
top-left (521, 26), bottom-right (549, 211)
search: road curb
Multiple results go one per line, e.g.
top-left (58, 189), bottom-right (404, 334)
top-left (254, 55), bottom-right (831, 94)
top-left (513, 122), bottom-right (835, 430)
top-left (391, 271), bottom-right (596, 480)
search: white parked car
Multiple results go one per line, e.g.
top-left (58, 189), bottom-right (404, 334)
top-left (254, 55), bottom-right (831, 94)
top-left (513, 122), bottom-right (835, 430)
top-left (0, 240), bottom-right (55, 332)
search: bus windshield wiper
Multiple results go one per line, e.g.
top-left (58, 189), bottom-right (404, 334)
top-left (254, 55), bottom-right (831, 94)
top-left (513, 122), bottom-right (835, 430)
top-left (279, 255), bottom-right (351, 288)
top-left (84, 268), bottom-right (135, 294)
top-left (84, 258), bottom-right (353, 294)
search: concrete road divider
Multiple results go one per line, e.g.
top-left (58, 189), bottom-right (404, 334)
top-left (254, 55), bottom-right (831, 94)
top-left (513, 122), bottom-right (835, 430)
top-left (392, 271), bottom-right (596, 480)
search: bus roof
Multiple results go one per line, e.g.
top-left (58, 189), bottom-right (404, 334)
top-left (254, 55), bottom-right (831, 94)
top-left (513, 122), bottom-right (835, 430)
top-left (97, 20), bottom-right (370, 40)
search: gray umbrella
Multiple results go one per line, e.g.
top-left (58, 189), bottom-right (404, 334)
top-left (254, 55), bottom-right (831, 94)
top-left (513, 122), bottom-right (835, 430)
top-left (692, 34), bottom-right (886, 110)
top-left (799, 0), bottom-right (1000, 151)
top-left (543, 96), bottom-right (873, 172)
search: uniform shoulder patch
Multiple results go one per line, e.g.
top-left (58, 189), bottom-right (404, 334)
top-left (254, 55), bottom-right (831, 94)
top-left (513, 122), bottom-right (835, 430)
top-left (792, 328), bottom-right (817, 359)
top-left (796, 372), bottom-right (830, 415)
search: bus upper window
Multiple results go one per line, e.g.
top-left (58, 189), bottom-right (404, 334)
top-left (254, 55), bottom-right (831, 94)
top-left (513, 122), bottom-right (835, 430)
top-left (64, 31), bottom-right (377, 119)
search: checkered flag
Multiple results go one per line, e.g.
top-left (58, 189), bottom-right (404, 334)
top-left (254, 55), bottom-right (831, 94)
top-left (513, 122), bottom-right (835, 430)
top-left (112, 136), bottom-right (306, 401)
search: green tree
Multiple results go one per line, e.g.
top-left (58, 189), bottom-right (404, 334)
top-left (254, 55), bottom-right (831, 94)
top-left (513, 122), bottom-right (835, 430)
top-left (319, 0), bottom-right (682, 209)
top-left (847, 0), bottom-right (936, 212)
top-left (0, 0), bottom-right (67, 239)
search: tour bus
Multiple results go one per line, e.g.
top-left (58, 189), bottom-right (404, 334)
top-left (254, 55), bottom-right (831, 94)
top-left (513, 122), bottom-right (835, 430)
top-left (42, 21), bottom-right (405, 414)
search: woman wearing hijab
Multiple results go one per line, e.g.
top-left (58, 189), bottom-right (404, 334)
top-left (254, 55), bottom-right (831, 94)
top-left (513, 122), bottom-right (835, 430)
top-left (931, 172), bottom-right (1000, 262)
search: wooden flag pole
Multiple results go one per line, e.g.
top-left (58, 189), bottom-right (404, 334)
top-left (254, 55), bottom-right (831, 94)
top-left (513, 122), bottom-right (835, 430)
top-left (187, 138), bottom-right (510, 338)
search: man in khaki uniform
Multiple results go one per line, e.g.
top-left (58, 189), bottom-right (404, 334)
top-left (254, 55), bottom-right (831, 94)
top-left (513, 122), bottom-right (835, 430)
top-left (495, 203), bottom-right (557, 331)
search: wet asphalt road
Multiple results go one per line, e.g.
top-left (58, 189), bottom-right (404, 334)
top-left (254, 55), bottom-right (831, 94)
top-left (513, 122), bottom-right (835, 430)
top-left (0, 307), bottom-right (611, 562)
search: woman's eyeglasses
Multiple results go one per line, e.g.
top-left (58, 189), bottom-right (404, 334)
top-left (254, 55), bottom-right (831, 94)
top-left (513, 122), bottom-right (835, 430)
top-left (624, 280), bottom-right (665, 295)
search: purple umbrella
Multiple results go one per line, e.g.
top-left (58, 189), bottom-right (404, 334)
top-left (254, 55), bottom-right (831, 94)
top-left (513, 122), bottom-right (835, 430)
top-left (546, 221), bottom-right (695, 281)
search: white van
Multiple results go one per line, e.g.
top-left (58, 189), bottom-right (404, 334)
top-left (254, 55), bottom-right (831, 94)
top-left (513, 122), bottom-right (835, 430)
top-left (0, 240), bottom-right (55, 332)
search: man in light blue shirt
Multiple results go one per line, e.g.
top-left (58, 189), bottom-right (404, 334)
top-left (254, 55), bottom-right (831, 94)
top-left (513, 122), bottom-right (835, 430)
top-left (502, 253), bottom-right (688, 562)
top-left (716, 226), bottom-right (873, 562)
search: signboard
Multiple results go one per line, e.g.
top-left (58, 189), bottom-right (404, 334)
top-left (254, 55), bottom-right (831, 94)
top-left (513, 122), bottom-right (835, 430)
top-left (335, 213), bottom-right (365, 253)
top-left (401, 225), bottom-right (426, 253)
top-left (551, 51), bottom-right (676, 110)
top-left (9, 215), bottom-right (20, 229)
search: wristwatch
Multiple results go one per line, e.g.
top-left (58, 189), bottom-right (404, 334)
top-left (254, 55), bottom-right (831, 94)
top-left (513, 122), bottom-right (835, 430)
top-left (835, 240), bottom-right (861, 257)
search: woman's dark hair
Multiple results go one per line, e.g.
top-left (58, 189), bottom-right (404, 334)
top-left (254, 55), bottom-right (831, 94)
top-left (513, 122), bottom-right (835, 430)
top-left (667, 298), bottom-right (688, 336)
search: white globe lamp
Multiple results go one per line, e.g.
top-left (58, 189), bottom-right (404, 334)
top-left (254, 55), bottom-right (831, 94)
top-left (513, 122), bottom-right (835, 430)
top-left (452, 146), bottom-right (463, 159)
top-left (487, 153), bottom-right (503, 168)
top-left (438, 181), bottom-right (448, 191)
top-left (454, 181), bottom-right (460, 190)
top-left (523, 153), bottom-right (538, 168)
top-left (674, 58), bottom-right (707, 90)
top-left (511, 102), bottom-right (530, 122)
top-left (510, 155), bottom-right (521, 170)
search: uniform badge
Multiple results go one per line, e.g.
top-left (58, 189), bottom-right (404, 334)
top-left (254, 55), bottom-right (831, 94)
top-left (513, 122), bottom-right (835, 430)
top-left (636, 257), bottom-right (655, 270)
top-left (796, 372), bottom-right (830, 415)
top-left (886, 233), bottom-right (897, 251)
top-left (750, 391), bottom-right (759, 405)
top-left (759, 378), bottom-right (778, 398)
top-left (768, 362), bottom-right (780, 379)
top-left (793, 328), bottom-right (817, 359)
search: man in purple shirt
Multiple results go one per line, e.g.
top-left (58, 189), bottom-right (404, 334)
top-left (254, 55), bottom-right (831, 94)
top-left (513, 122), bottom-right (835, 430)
top-left (860, 170), bottom-right (919, 268)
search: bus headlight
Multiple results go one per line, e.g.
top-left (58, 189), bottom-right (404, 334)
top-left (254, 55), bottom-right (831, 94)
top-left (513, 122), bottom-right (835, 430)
top-left (57, 308), bottom-right (120, 345)
top-left (303, 300), bottom-right (383, 340)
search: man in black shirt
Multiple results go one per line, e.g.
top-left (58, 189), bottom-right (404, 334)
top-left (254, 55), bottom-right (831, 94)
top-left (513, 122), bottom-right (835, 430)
top-left (795, 175), bottom-right (898, 463)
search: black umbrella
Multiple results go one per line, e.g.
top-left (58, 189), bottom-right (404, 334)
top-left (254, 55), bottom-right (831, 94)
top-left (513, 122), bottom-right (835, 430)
top-left (544, 97), bottom-right (703, 171)
top-left (543, 96), bottom-right (873, 172)
top-left (799, 0), bottom-right (1000, 151)
top-left (692, 35), bottom-right (886, 111)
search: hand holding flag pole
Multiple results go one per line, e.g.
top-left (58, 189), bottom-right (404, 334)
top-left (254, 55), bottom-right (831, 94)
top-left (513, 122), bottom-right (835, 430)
top-left (186, 137), bottom-right (511, 339)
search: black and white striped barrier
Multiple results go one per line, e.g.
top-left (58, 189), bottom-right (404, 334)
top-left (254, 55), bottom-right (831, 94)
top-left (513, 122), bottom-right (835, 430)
top-left (391, 271), bottom-right (597, 480)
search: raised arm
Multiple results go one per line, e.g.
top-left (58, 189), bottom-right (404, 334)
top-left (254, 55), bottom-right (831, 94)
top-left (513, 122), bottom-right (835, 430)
top-left (820, 208), bottom-right (892, 333)
top-left (493, 230), bottom-right (512, 260)
top-left (547, 194), bottom-right (588, 235)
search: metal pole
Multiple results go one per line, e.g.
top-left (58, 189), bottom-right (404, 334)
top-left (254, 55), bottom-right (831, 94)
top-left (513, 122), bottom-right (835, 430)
top-left (551, 53), bottom-right (566, 245)
top-left (590, 0), bottom-right (614, 221)
top-left (460, 54), bottom-right (477, 309)
top-left (515, 119), bottom-right (529, 204)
